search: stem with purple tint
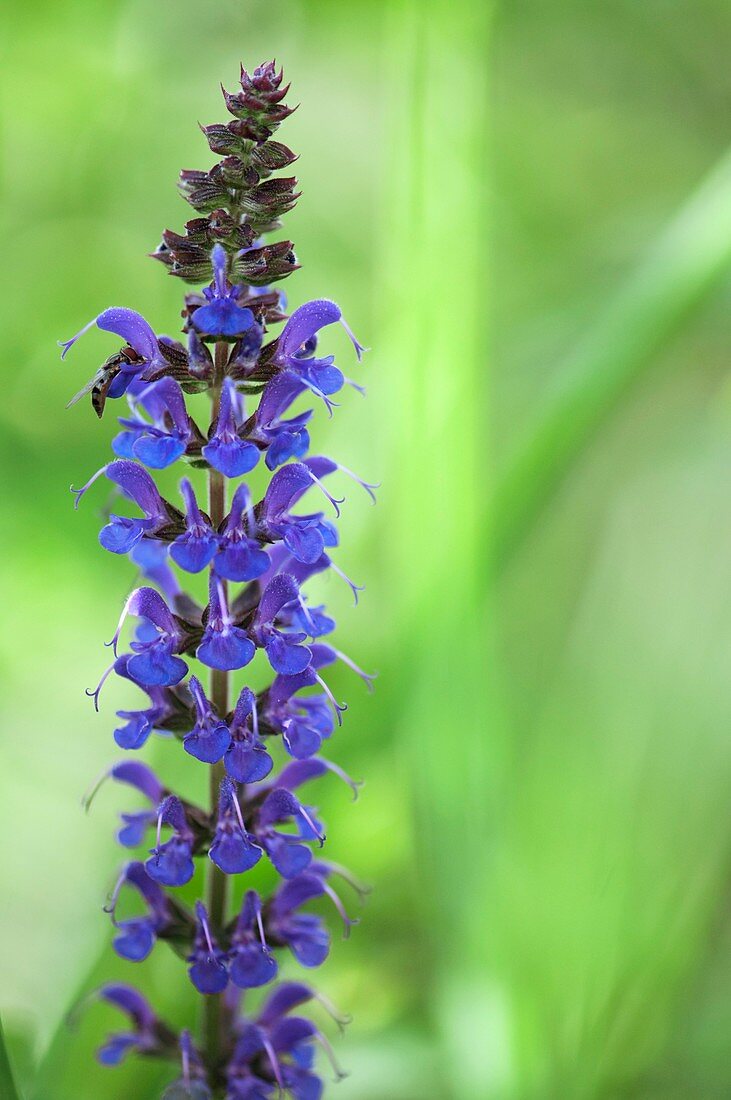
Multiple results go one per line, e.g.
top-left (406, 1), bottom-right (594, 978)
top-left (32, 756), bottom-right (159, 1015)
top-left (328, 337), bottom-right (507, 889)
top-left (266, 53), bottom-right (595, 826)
top-left (204, 342), bottom-right (229, 1077)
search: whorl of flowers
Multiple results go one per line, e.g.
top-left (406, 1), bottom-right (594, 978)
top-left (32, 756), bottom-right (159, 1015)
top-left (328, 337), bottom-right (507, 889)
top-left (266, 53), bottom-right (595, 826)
top-left (62, 62), bottom-right (372, 1099)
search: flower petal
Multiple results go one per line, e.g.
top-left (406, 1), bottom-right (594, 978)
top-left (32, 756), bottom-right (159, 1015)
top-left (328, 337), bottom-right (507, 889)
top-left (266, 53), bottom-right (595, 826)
top-left (277, 300), bottom-right (343, 360)
top-left (202, 437), bottom-right (260, 478)
top-left (183, 721), bottom-right (230, 764)
top-left (229, 944), bottom-right (278, 989)
top-left (97, 307), bottom-right (160, 361)
top-left (197, 628), bottom-right (255, 671)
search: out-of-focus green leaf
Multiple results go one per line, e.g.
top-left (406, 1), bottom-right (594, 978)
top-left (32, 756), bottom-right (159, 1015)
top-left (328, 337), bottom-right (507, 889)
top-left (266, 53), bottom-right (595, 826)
top-left (493, 145), bottom-right (731, 568)
top-left (0, 1018), bottom-right (22, 1100)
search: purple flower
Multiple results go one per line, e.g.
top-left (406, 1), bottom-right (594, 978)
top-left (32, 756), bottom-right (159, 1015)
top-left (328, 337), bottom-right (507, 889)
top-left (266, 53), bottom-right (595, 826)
top-left (267, 873), bottom-right (329, 968)
top-left (113, 377), bottom-right (192, 468)
top-left (145, 795), bottom-right (195, 887)
top-left (224, 686), bottom-right (273, 782)
top-left (257, 463), bottom-right (340, 566)
top-left (72, 64), bottom-right (371, 1097)
top-left (109, 760), bottom-right (164, 848)
top-left (72, 459), bottom-right (177, 554)
top-left (197, 575), bottom-right (255, 671)
top-left (229, 891), bottom-right (278, 989)
top-left (226, 982), bottom-right (345, 1099)
top-left (270, 862), bottom-right (359, 968)
top-left (253, 373), bottom-right (313, 470)
top-left (130, 539), bottom-right (181, 598)
top-left (262, 666), bottom-right (333, 760)
top-left (263, 543), bottom-right (365, 607)
top-left (273, 756), bottom-right (364, 802)
top-left (188, 901), bottom-right (229, 995)
top-left (112, 678), bottom-right (177, 750)
top-left (170, 478), bottom-right (219, 573)
top-left (252, 574), bottom-right (312, 675)
top-left (95, 984), bottom-right (172, 1065)
top-left (202, 378), bottom-right (260, 477)
top-left (214, 483), bottom-right (270, 582)
top-left (275, 299), bottom-right (364, 406)
top-left (182, 675), bottom-right (230, 764)
top-left (110, 587), bottom-right (189, 687)
top-left (107, 861), bottom-right (175, 962)
top-left (250, 787), bottom-right (324, 880)
top-left (167, 1031), bottom-right (212, 1099)
top-left (209, 777), bottom-right (262, 875)
top-left (191, 244), bottom-right (257, 338)
top-left (183, 681), bottom-right (272, 782)
top-left (61, 307), bottom-right (167, 400)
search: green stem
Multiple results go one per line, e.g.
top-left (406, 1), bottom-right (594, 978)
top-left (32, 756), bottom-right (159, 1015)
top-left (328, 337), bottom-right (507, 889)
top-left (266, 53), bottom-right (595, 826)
top-left (203, 343), bottom-right (230, 1081)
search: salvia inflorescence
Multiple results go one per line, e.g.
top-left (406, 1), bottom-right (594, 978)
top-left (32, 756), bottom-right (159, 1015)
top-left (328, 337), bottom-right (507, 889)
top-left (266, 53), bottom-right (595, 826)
top-left (62, 62), bottom-right (373, 1099)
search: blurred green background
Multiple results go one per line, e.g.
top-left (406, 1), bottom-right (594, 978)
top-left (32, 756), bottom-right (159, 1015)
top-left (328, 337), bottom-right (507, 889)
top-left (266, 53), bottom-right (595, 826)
top-left (2, 0), bottom-right (731, 1097)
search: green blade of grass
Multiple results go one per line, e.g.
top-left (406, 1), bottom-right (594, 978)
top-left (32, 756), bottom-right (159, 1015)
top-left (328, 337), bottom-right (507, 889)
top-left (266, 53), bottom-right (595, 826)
top-left (493, 146), bottom-right (731, 570)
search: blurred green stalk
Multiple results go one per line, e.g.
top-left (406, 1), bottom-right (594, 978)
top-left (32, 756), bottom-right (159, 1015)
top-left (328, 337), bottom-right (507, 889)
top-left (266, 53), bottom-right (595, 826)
top-left (380, 1), bottom-right (499, 1095)
top-left (493, 145), bottom-right (731, 569)
top-left (381, 6), bottom-right (731, 1097)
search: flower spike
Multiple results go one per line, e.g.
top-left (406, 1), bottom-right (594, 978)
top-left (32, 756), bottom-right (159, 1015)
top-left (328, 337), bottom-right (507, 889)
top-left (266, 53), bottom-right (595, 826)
top-left (67, 60), bottom-right (373, 1097)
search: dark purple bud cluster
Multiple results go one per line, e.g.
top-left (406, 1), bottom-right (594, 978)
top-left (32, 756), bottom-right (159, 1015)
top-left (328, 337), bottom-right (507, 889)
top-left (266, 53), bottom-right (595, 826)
top-left (156, 62), bottom-right (299, 286)
top-left (63, 62), bottom-right (372, 1099)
